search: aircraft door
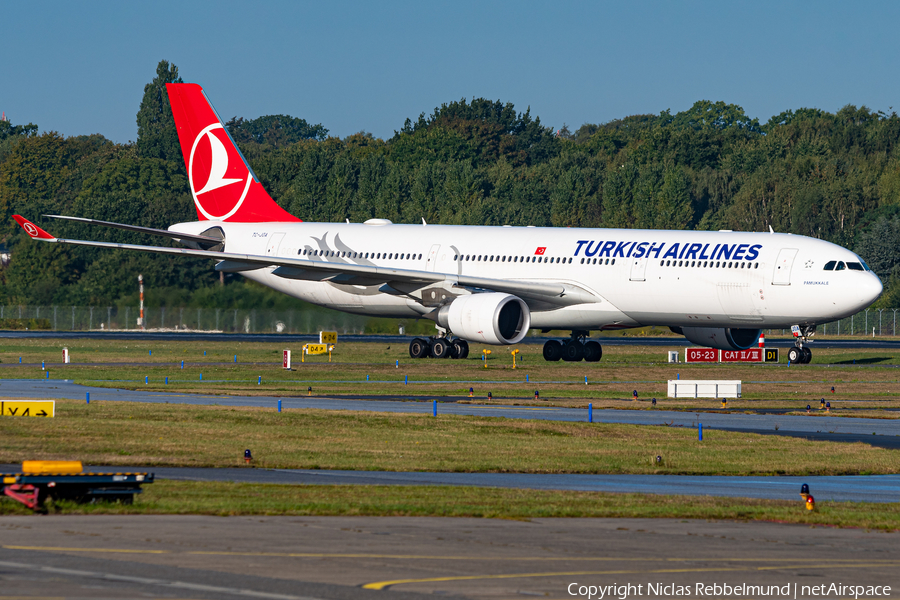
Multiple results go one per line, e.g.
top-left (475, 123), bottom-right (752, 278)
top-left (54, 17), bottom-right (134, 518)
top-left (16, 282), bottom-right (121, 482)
top-left (772, 248), bottom-right (798, 286)
top-left (629, 256), bottom-right (648, 282)
top-left (266, 232), bottom-right (286, 257)
top-left (426, 244), bottom-right (440, 272)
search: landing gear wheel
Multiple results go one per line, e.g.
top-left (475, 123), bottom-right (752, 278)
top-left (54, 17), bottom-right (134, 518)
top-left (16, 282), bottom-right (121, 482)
top-left (562, 341), bottom-right (585, 362)
top-left (801, 347), bottom-right (812, 364)
top-left (409, 338), bottom-right (429, 359)
top-left (583, 341), bottom-right (603, 362)
top-left (788, 347), bottom-right (802, 363)
top-left (430, 338), bottom-right (451, 359)
top-left (453, 339), bottom-right (469, 359)
top-left (543, 340), bottom-right (562, 361)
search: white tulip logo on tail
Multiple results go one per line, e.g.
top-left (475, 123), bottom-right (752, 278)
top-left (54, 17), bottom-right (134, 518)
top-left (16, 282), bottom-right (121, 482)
top-left (188, 124), bottom-right (252, 220)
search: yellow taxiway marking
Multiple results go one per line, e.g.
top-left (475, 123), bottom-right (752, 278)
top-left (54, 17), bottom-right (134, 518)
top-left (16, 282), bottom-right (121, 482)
top-left (5, 546), bottom-right (896, 567)
top-left (363, 562), bottom-right (900, 590)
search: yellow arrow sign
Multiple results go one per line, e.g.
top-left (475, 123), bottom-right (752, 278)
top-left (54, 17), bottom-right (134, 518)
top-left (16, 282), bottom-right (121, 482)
top-left (305, 344), bottom-right (328, 355)
top-left (1, 401), bottom-right (55, 418)
top-left (319, 331), bottom-right (338, 344)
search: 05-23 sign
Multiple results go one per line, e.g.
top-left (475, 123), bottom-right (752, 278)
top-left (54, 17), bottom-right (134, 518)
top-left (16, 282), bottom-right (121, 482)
top-left (685, 348), bottom-right (718, 362)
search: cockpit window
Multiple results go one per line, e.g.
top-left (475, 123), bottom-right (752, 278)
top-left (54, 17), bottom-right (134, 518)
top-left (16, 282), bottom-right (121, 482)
top-left (846, 262), bottom-right (864, 271)
top-left (859, 258), bottom-right (872, 271)
top-left (823, 261), bottom-right (836, 271)
top-left (835, 261), bottom-right (846, 271)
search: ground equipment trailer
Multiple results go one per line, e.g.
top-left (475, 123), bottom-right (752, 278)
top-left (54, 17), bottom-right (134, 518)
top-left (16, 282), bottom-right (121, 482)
top-left (1, 462), bottom-right (153, 511)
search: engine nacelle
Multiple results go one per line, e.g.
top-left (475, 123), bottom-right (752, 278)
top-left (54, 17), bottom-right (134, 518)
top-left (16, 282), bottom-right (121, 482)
top-left (680, 327), bottom-right (762, 351)
top-left (435, 293), bottom-right (531, 345)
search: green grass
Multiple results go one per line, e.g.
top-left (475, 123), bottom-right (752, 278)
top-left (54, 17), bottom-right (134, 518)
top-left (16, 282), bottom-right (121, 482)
top-left (5, 339), bottom-right (900, 408)
top-left (3, 338), bottom-right (899, 527)
top-left (2, 480), bottom-right (898, 531)
top-left (1, 400), bottom-right (896, 475)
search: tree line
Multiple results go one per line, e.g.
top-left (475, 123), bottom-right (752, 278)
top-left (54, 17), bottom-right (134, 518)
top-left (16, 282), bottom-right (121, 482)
top-left (2, 60), bottom-right (900, 309)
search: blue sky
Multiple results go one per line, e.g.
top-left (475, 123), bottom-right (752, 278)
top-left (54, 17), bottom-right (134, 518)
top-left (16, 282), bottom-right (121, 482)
top-left (3, 1), bottom-right (899, 143)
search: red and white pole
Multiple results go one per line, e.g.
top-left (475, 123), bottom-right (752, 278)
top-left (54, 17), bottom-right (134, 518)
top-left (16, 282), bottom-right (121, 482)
top-left (758, 332), bottom-right (765, 348)
top-left (138, 274), bottom-right (144, 331)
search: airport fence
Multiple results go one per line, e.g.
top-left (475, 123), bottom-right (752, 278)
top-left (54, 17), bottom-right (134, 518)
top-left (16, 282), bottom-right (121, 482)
top-left (0, 305), bottom-right (899, 336)
top-left (0, 305), bottom-right (370, 334)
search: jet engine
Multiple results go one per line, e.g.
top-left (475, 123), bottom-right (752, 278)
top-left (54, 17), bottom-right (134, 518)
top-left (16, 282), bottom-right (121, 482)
top-left (433, 292), bottom-right (531, 345)
top-left (679, 327), bottom-right (762, 351)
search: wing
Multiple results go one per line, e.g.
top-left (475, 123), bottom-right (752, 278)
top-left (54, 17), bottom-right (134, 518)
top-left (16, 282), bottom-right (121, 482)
top-left (44, 215), bottom-right (224, 250)
top-left (12, 215), bottom-right (598, 307)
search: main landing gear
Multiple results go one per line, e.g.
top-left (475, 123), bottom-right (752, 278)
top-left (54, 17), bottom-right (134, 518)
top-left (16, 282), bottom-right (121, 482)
top-left (787, 325), bottom-right (815, 364)
top-left (408, 336), bottom-right (470, 359)
top-left (542, 331), bottom-right (602, 362)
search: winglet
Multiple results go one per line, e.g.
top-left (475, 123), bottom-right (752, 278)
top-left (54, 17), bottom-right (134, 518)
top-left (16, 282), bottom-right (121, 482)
top-left (13, 215), bottom-right (57, 241)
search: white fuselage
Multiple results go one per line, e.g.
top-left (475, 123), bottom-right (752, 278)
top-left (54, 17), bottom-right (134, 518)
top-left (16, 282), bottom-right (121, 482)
top-left (172, 220), bottom-right (883, 332)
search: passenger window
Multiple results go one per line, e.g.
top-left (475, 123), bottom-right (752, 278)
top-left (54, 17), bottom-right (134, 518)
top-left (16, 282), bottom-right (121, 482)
top-left (847, 262), bottom-right (864, 271)
top-left (836, 261), bottom-right (846, 271)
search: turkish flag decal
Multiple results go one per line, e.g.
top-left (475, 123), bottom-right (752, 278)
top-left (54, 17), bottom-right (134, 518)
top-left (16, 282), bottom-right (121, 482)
top-left (534, 247), bottom-right (547, 255)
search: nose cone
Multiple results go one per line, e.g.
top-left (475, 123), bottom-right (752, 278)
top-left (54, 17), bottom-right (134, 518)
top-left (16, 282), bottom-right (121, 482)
top-left (858, 273), bottom-right (883, 307)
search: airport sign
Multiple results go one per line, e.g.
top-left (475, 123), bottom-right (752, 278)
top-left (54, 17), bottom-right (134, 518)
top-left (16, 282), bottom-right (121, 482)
top-left (1, 401), bottom-right (55, 417)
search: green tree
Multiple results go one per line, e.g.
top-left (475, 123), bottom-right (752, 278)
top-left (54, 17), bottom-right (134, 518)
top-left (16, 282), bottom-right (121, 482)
top-left (136, 60), bottom-right (183, 161)
top-left (226, 114), bottom-right (328, 150)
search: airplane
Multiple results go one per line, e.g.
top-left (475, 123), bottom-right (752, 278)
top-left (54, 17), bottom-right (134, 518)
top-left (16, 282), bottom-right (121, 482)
top-left (12, 83), bottom-right (883, 364)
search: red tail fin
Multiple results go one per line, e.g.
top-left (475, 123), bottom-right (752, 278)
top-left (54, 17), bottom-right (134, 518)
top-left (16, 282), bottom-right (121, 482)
top-left (166, 83), bottom-right (300, 223)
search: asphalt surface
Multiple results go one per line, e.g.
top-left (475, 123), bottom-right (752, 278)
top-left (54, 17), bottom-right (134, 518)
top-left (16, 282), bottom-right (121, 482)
top-left (0, 464), bottom-right (889, 504)
top-left (0, 516), bottom-right (897, 599)
top-left (3, 330), bottom-right (900, 348)
top-left (3, 379), bottom-right (900, 448)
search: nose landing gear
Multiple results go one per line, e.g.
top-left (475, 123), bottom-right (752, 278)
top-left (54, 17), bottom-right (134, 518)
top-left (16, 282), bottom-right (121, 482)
top-left (542, 331), bottom-right (602, 363)
top-left (788, 325), bottom-right (815, 364)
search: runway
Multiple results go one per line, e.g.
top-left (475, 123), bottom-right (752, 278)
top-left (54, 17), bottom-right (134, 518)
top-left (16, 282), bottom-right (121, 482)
top-left (0, 516), bottom-right (897, 599)
top-left (3, 330), bottom-right (900, 348)
top-left (3, 379), bottom-right (900, 447)
top-left (0, 464), bottom-right (889, 503)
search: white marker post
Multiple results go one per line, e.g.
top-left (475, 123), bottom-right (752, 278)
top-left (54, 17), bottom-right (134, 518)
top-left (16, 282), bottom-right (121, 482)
top-left (283, 349), bottom-right (291, 370)
top-left (138, 274), bottom-right (144, 330)
top-left (62, 348), bottom-right (70, 364)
